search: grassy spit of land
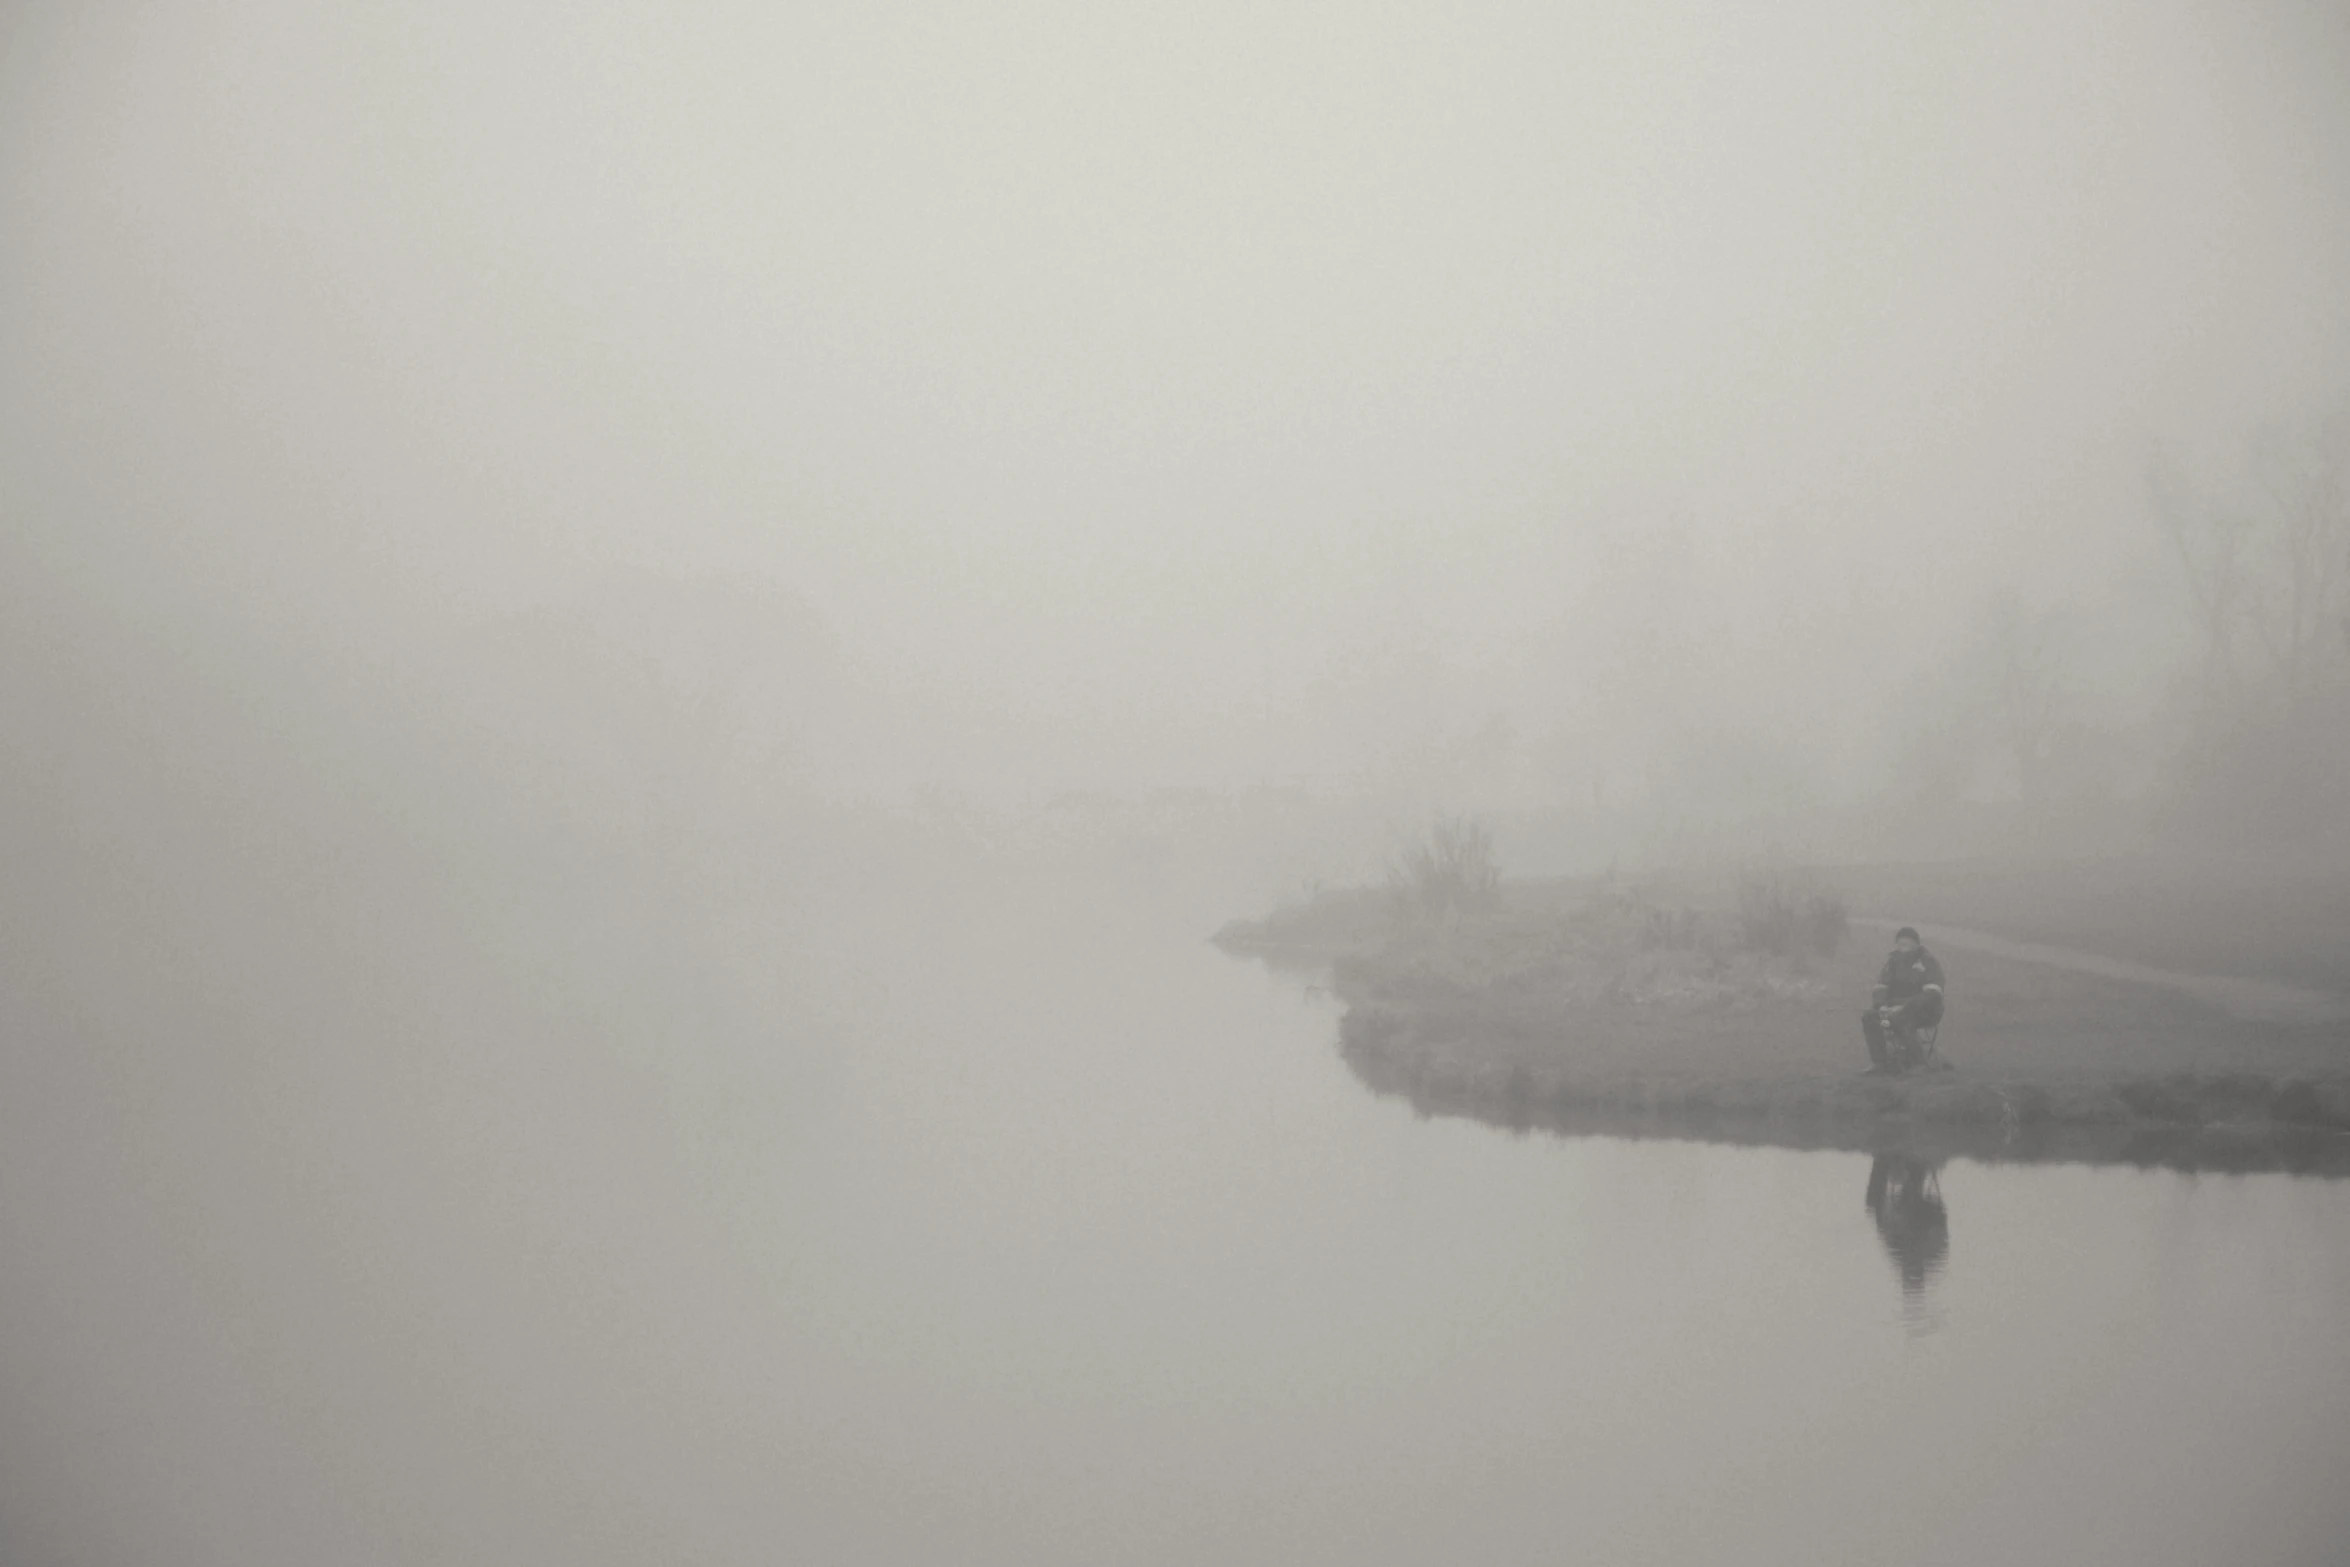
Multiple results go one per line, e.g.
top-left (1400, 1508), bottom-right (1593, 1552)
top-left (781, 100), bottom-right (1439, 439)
top-left (1214, 864), bottom-right (2350, 1175)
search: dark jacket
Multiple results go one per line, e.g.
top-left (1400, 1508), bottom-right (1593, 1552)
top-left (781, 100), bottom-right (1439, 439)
top-left (1875, 945), bottom-right (1945, 1003)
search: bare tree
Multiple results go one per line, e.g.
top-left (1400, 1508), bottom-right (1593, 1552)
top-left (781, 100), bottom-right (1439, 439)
top-left (2144, 407), bottom-right (2350, 837)
top-left (1886, 590), bottom-right (2086, 811)
top-left (2144, 438), bottom-right (2250, 710)
top-left (2148, 410), bottom-right (2350, 717)
top-left (1979, 590), bottom-right (2078, 804)
top-left (2245, 415), bottom-right (2350, 713)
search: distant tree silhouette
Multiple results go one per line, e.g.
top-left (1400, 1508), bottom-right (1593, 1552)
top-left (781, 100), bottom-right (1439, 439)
top-left (457, 571), bottom-right (833, 843)
top-left (2144, 409), bottom-right (2350, 837)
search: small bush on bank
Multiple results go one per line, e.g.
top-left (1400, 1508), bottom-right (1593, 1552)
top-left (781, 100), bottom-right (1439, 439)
top-left (1735, 864), bottom-right (1848, 959)
top-left (1386, 813), bottom-right (1502, 922)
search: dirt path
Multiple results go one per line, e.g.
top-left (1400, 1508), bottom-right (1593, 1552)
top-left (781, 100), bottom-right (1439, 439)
top-left (1855, 916), bottom-right (2350, 1027)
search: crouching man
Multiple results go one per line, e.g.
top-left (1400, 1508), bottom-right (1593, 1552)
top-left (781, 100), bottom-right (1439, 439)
top-left (1863, 926), bottom-right (1945, 1073)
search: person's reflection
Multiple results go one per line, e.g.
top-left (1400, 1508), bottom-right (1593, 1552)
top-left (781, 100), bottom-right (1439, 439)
top-left (1864, 1152), bottom-right (1948, 1305)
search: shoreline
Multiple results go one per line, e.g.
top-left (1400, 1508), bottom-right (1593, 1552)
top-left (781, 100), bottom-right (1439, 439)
top-left (1335, 1003), bottom-right (2350, 1176)
top-left (1217, 864), bottom-right (2350, 1176)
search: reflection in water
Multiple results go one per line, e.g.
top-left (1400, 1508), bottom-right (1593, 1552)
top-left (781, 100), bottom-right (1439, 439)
top-left (1865, 1153), bottom-right (1950, 1326)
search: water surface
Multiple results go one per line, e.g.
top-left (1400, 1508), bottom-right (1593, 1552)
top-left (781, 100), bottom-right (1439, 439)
top-left (1, 861), bottom-right (2344, 1565)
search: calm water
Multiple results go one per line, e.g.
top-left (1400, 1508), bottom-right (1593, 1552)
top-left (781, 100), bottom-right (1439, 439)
top-left (2, 860), bottom-right (2346, 1565)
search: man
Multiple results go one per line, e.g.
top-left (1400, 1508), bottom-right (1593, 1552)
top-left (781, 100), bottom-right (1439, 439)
top-left (1862, 926), bottom-right (1945, 1072)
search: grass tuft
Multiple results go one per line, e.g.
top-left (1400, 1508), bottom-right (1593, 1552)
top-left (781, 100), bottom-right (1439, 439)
top-left (1386, 813), bottom-right (1502, 922)
top-left (1735, 864), bottom-right (1849, 960)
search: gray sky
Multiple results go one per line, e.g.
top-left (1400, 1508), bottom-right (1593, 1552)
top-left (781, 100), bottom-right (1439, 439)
top-left (6, 0), bottom-right (2348, 792)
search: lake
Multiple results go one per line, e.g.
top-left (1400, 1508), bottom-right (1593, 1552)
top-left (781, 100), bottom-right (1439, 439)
top-left (1, 856), bottom-right (2344, 1564)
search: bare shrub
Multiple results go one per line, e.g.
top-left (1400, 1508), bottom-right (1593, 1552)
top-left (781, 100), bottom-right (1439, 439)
top-left (1386, 813), bottom-right (1502, 922)
top-left (1735, 864), bottom-right (1847, 959)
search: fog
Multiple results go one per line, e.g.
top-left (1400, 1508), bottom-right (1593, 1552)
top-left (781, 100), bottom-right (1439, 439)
top-left (6, 5), bottom-right (2350, 1563)
top-left (8, 0), bottom-right (2350, 844)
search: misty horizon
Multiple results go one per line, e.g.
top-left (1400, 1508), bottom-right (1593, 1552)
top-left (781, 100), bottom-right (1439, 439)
top-left (7, 0), bottom-right (2349, 827)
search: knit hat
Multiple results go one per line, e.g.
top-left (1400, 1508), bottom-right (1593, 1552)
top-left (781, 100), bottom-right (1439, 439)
top-left (1895, 926), bottom-right (1921, 943)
